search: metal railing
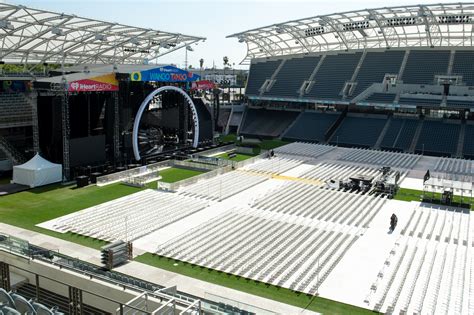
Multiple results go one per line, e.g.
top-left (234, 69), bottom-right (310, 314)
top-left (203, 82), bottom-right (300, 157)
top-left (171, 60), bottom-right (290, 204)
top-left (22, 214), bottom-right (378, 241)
top-left (0, 232), bottom-right (259, 314)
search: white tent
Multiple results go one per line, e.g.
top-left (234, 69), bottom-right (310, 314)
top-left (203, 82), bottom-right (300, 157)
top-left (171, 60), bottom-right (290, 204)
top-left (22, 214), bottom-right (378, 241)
top-left (12, 154), bottom-right (62, 188)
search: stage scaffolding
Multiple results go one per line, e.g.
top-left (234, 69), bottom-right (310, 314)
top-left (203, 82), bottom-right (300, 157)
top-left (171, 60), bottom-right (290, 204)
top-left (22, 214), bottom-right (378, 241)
top-left (423, 174), bottom-right (473, 208)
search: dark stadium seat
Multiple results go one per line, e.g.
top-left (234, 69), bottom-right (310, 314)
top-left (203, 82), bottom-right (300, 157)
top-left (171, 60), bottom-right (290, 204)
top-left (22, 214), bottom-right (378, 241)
top-left (266, 56), bottom-right (321, 98)
top-left (463, 124), bottom-right (474, 157)
top-left (239, 108), bottom-right (299, 138)
top-left (246, 60), bottom-right (282, 96)
top-left (446, 98), bottom-right (474, 108)
top-left (0, 93), bottom-right (33, 127)
top-left (398, 97), bottom-right (442, 107)
top-left (352, 51), bottom-right (405, 97)
top-left (365, 93), bottom-right (397, 104)
top-left (416, 120), bottom-right (461, 156)
top-left (452, 51), bottom-right (474, 86)
top-left (380, 118), bottom-right (419, 151)
top-left (217, 108), bottom-right (231, 130)
top-left (282, 111), bottom-right (339, 142)
top-left (401, 50), bottom-right (450, 84)
top-left (305, 52), bottom-right (362, 100)
top-left (330, 115), bottom-right (387, 147)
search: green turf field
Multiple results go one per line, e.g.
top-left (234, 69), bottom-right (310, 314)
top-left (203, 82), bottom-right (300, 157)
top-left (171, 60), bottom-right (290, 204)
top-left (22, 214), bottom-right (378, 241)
top-left (145, 167), bottom-right (205, 189)
top-left (216, 152), bottom-right (255, 161)
top-left (219, 133), bottom-right (238, 143)
top-left (0, 183), bottom-right (143, 248)
top-left (136, 253), bottom-right (377, 315)
top-left (394, 187), bottom-right (473, 209)
top-left (158, 167), bottom-right (205, 183)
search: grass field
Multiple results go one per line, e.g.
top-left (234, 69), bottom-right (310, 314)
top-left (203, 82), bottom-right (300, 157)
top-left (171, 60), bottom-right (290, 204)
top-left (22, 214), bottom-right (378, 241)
top-left (145, 167), bottom-right (205, 189)
top-left (216, 152), bottom-right (255, 161)
top-left (394, 188), bottom-right (473, 210)
top-left (158, 167), bottom-right (205, 183)
top-left (0, 183), bottom-right (143, 248)
top-left (136, 253), bottom-right (377, 315)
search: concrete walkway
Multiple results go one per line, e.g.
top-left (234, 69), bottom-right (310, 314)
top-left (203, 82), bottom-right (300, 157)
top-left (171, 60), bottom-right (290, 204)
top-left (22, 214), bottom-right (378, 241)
top-left (0, 223), bottom-right (319, 315)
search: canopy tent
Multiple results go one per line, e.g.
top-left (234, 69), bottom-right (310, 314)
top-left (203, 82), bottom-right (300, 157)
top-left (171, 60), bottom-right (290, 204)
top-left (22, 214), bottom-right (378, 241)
top-left (12, 154), bottom-right (62, 188)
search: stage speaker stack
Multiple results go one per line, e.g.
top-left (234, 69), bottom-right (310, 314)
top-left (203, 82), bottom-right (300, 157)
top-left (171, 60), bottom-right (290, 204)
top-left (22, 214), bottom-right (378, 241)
top-left (76, 175), bottom-right (89, 188)
top-left (90, 172), bottom-right (102, 184)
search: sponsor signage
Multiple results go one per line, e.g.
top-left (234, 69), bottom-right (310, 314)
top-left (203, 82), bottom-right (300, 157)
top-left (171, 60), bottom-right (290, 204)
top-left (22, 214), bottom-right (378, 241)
top-left (68, 73), bottom-right (119, 92)
top-left (130, 65), bottom-right (200, 82)
top-left (191, 80), bottom-right (216, 90)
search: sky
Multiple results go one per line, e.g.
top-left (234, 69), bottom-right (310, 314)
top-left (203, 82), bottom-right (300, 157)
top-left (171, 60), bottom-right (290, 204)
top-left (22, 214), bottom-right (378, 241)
top-left (5, 0), bottom-right (457, 69)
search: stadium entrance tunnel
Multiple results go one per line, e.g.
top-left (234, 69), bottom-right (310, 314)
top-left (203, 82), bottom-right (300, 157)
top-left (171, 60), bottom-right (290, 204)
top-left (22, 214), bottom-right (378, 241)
top-left (132, 86), bottom-right (200, 161)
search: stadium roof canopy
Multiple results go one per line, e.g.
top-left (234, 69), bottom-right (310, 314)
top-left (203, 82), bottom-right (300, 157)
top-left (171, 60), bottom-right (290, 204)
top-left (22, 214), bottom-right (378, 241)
top-left (228, 2), bottom-right (474, 64)
top-left (0, 3), bottom-right (205, 68)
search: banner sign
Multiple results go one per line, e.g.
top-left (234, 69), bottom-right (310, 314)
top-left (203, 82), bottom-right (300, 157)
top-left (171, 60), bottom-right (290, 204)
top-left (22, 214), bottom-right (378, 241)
top-left (0, 80), bottom-right (32, 92)
top-left (68, 73), bottom-right (119, 92)
top-left (191, 80), bottom-right (216, 90)
top-left (130, 65), bottom-right (200, 83)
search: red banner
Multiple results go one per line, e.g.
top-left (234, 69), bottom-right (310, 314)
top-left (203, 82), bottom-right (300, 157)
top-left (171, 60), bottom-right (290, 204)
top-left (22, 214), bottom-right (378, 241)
top-left (68, 73), bottom-right (119, 92)
top-left (191, 80), bottom-right (215, 90)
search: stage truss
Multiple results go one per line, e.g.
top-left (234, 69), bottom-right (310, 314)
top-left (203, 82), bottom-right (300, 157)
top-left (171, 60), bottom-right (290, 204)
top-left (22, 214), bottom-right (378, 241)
top-left (0, 3), bottom-right (205, 69)
top-left (228, 3), bottom-right (474, 64)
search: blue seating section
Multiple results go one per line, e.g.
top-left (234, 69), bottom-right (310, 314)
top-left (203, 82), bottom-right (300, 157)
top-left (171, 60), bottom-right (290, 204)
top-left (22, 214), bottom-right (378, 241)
top-left (399, 97), bottom-right (441, 107)
top-left (240, 108), bottom-right (299, 138)
top-left (283, 111), bottom-right (339, 142)
top-left (330, 116), bottom-right (387, 147)
top-left (463, 124), bottom-right (474, 157)
top-left (365, 93), bottom-right (397, 103)
top-left (267, 56), bottom-right (320, 98)
top-left (380, 118), bottom-right (418, 151)
top-left (352, 51), bottom-right (405, 97)
top-left (452, 51), bottom-right (474, 86)
top-left (305, 52), bottom-right (362, 100)
top-left (246, 60), bottom-right (282, 95)
top-left (447, 99), bottom-right (474, 108)
top-left (416, 120), bottom-right (460, 155)
top-left (401, 50), bottom-right (450, 84)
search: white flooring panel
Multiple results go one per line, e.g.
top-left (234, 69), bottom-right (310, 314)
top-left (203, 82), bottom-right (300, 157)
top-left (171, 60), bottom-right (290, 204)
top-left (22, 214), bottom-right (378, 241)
top-left (36, 143), bottom-right (474, 314)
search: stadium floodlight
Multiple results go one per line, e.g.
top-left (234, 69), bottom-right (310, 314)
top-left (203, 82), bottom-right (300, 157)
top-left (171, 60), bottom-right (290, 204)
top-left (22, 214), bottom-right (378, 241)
top-left (238, 36), bottom-right (246, 43)
top-left (130, 38), bottom-right (140, 45)
top-left (51, 27), bottom-right (64, 36)
top-left (275, 26), bottom-right (285, 34)
top-left (160, 42), bottom-right (170, 49)
top-left (0, 20), bottom-right (14, 30)
top-left (95, 34), bottom-right (107, 41)
top-left (186, 45), bottom-right (194, 51)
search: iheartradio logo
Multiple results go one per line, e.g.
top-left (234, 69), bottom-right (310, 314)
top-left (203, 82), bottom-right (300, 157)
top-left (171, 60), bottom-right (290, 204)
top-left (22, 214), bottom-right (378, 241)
top-left (70, 82), bottom-right (79, 90)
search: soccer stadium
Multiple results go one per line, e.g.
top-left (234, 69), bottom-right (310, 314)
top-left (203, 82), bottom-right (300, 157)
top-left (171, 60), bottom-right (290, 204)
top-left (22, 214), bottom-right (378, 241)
top-left (0, 1), bottom-right (474, 315)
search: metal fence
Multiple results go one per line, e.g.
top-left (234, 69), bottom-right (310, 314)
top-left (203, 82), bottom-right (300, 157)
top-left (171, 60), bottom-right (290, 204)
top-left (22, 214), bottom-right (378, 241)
top-left (97, 161), bottom-right (173, 186)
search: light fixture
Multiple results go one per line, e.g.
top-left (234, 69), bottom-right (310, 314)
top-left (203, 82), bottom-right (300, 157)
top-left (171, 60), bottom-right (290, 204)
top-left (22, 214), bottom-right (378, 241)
top-left (130, 38), bottom-right (140, 45)
top-left (51, 27), bottom-right (64, 36)
top-left (95, 34), bottom-right (107, 41)
top-left (186, 46), bottom-right (194, 51)
top-left (275, 26), bottom-right (285, 34)
top-left (238, 36), bottom-right (246, 43)
top-left (0, 20), bottom-right (14, 30)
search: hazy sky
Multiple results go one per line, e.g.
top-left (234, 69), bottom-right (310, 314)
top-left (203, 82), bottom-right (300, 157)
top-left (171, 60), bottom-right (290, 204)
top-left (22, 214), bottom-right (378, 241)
top-left (6, 0), bottom-right (452, 69)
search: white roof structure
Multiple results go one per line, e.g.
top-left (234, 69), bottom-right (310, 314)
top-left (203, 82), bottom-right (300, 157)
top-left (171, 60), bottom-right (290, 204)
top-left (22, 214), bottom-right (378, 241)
top-left (228, 2), bottom-right (474, 63)
top-left (0, 3), bottom-right (205, 67)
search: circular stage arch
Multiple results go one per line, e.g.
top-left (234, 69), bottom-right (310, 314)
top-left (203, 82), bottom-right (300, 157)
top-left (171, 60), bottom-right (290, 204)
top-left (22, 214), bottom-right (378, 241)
top-left (132, 86), bottom-right (200, 161)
